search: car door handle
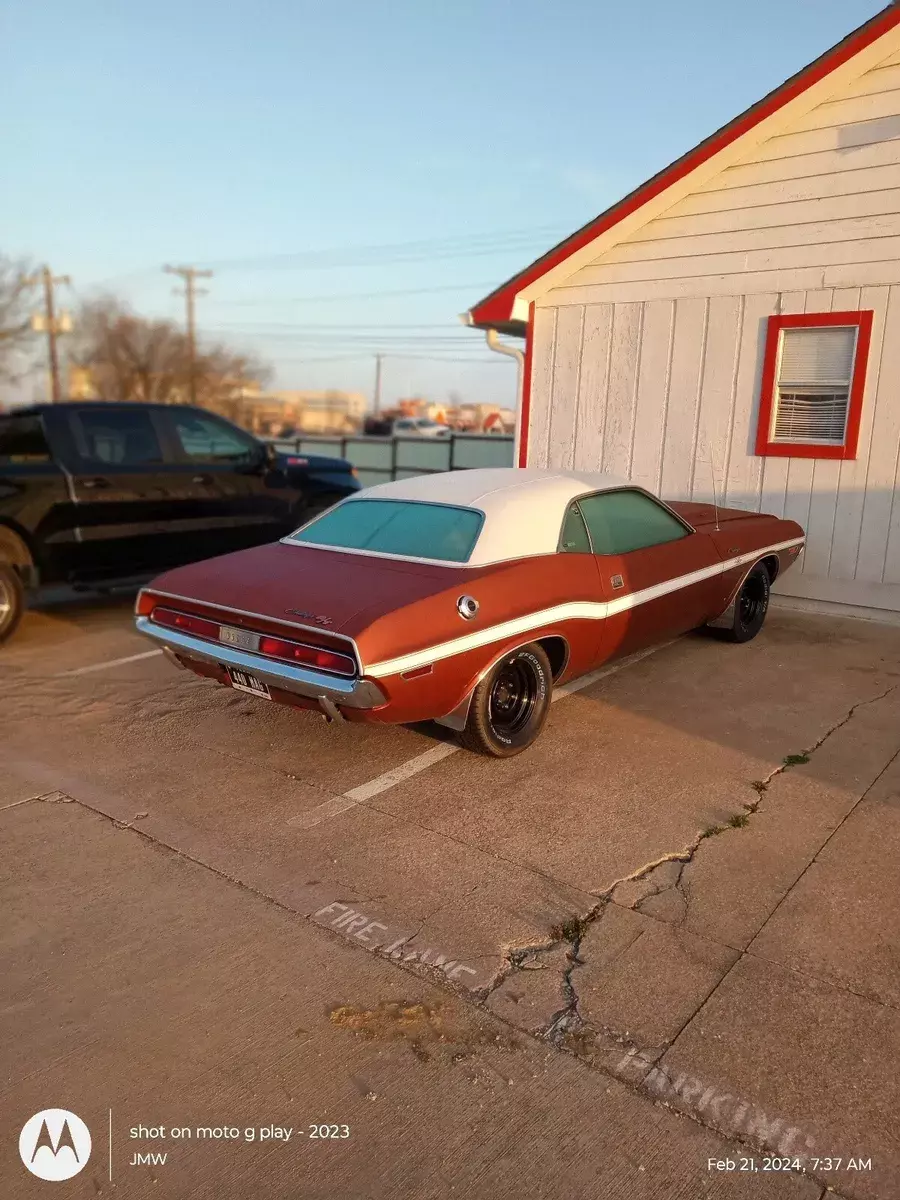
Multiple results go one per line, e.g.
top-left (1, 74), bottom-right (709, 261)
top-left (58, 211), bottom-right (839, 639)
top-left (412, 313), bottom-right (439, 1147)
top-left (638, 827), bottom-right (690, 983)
top-left (192, 474), bottom-right (214, 485)
top-left (81, 476), bottom-right (110, 489)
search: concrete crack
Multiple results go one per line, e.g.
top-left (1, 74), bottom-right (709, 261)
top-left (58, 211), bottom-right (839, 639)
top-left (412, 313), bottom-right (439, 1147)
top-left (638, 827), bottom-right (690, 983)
top-left (754, 682), bottom-right (899, 796)
top-left (544, 928), bottom-right (586, 1040)
top-left (615, 682), bottom-right (899, 920)
top-left (482, 683), bottom-right (900, 1059)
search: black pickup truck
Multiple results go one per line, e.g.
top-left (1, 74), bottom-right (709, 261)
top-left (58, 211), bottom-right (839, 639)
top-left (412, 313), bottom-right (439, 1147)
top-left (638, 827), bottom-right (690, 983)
top-left (0, 401), bottom-right (361, 643)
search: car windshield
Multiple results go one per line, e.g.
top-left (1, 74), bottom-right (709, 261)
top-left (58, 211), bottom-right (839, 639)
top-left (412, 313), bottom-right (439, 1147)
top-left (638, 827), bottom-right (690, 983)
top-left (291, 499), bottom-right (483, 563)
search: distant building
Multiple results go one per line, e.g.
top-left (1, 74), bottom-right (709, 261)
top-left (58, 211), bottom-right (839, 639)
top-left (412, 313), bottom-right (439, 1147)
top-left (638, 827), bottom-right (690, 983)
top-left (270, 390), bottom-right (367, 420)
top-left (243, 390), bottom-right (367, 436)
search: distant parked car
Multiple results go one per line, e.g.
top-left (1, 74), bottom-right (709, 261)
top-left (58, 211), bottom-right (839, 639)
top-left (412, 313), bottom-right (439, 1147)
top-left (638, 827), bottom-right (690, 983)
top-left (0, 401), bottom-right (360, 644)
top-left (363, 417), bottom-right (393, 437)
top-left (392, 418), bottom-right (451, 438)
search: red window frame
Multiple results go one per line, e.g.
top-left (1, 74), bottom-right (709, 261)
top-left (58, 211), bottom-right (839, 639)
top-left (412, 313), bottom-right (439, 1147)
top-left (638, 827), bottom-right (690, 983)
top-left (754, 310), bottom-right (874, 460)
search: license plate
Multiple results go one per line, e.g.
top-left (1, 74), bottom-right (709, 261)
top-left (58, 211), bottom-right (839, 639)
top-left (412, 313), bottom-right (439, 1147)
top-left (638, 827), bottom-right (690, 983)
top-left (227, 668), bottom-right (271, 700)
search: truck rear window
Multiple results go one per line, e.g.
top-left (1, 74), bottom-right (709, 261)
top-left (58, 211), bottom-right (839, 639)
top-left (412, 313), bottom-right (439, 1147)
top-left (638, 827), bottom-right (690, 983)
top-left (0, 416), bottom-right (51, 463)
top-left (291, 499), bottom-right (482, 563)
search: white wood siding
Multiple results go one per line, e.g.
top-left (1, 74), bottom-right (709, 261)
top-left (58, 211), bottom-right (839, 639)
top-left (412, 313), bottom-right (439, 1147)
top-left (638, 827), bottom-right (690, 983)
top-left (527, 54), bottom-right (900, 613)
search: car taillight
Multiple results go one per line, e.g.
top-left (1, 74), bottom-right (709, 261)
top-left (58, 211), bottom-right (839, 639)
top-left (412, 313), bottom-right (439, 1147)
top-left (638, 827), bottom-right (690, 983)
top-left (258, 635), bottom-right (355, 676)
top-left (152, 607), bottom-right (221, 640)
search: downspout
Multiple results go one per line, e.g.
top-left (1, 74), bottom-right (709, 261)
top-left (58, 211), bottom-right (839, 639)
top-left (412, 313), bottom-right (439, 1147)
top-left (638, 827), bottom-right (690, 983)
top-left (484, 329), bottom-right (525, 465)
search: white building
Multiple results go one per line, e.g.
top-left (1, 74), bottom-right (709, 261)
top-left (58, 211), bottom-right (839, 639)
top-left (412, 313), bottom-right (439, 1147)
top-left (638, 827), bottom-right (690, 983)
top-left (467, 6), bottom-right (900, 622)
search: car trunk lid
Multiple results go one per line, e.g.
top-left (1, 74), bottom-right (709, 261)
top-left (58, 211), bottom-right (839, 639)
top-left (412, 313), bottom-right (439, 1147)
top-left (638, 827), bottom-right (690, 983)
top-left (143, 540), bottom-right (469, 643)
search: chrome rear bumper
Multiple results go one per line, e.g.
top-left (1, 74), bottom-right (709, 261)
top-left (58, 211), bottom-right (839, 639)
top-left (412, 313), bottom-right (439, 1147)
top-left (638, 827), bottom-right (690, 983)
top-left (135, 616), bottom-right (386, 710)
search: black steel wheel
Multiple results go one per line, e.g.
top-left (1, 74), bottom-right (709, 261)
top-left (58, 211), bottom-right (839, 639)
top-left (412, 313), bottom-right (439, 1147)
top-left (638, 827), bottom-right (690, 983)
top-left (459, 642), bottom-right (552, 757)
top-left (0, 563), bottom-right (25, 646)
top-left (720, 564), bottom-right (770, 644)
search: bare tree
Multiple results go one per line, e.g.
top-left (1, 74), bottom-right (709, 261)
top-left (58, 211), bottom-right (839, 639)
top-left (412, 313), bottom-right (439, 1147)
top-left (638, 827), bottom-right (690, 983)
top-left (0, 255), bottom-right (38, 383)
top-left (193, 342), bottom-right (271, 422)
top-left (70, 296), bottom-right (269, 418)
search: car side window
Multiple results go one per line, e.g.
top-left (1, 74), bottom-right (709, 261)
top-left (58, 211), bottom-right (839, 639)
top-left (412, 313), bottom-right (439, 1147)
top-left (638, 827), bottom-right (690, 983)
top-left (558, 502), bottom-right (592, 553)
top-left (72, 409), bottom-right (163, 466)
top-left (577, 490), bottom-right (688, 555)
top-left (0, 416), bottom-right (51, 463)
top-left (169, 411), bottom-right (256, 463)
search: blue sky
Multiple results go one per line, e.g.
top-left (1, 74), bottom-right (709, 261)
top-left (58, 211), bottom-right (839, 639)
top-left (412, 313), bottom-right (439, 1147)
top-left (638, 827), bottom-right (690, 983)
top-left (2, 0), bottom-right (883, 409)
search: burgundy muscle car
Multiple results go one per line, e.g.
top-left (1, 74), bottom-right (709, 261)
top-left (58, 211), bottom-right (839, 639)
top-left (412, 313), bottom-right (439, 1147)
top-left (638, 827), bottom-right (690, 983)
top-left (134, 468), bottom-right (805, 756)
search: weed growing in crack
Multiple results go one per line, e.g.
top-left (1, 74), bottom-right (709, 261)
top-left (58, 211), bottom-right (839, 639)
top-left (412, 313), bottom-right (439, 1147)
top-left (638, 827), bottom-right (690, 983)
top-left (550, 914), bottom-right (591, 943)
top-left (783, 753), bottom-right (810, 767)
top-left (727, 813), bottom-right (750, 829)
top-left (699, 824), bottom-right (725, 841)
top-left (750, 780), bottom-right (767, 794)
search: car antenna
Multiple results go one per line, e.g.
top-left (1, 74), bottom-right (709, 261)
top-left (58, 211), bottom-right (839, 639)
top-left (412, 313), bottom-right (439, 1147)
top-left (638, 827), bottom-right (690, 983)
top-left (709, 451), bottom-right (721, 532)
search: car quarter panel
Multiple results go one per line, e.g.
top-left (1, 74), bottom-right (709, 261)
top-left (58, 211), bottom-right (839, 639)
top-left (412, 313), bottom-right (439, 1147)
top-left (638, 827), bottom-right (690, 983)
top-left (350, 553), bottom-right (606, 724)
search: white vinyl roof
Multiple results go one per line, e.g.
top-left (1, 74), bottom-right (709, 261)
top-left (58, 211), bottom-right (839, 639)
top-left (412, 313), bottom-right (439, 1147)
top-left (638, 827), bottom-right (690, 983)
top-left (316, 468), bottom-right (632, 566)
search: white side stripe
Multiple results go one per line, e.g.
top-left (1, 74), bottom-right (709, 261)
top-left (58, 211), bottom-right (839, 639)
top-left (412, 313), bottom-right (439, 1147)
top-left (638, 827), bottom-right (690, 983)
top-left (363, 538), bottom-right (803, 678)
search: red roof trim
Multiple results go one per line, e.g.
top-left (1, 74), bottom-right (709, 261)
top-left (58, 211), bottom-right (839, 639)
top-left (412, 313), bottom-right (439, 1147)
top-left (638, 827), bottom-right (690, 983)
top-left (469, 6), bottom-right (900, 328)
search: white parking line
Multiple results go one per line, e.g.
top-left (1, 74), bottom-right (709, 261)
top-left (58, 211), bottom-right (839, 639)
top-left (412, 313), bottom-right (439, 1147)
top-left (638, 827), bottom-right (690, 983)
top-left (293, 642), bottom-right (670, 829)
top-left (58, 649), bottom-right (164, 677)
top-left (290, 743), bottom-right (457, 829)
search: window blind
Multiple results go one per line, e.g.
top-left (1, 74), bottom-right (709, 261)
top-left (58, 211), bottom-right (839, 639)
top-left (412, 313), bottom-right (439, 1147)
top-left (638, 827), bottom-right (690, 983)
top-left (773, 326), bottom-right (856, 445)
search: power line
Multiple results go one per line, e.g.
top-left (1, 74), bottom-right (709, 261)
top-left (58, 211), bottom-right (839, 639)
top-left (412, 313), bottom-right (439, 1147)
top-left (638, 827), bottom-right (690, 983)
top-left (207, 335), bottom-right (479, 345)
top-left (210, 321), bottom-right (473, 330)
top-left (206, 335), bottom-right (482, 348)
top-left (373, 354), bottom-right (512, 364)
top-left (197, 223), bottom-right (572, 272)
top-left (273, 353), bottom-right (511, 365)
top-left (209, 241), bottom-right (560, 273)
top-left (204, 326), bottom-right (477, 338)
top-left (81, 222), bottom-right (576, 291)
top-left (164, 264), bottom-right (213, 405)
top-left (212, 280), bottom-right (499, 306)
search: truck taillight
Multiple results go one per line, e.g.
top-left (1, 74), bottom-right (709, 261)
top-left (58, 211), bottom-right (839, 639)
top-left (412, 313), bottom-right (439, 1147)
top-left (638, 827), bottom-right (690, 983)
top-left (258, 635), bottom-right (355, 676)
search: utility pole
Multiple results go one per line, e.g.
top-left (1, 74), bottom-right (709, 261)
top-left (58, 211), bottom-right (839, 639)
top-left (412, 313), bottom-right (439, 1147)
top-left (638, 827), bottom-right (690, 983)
top-left (373, 353), bottom-right (383, 415)
top-left (24, 266), bottom-right (71, 402)
top-left (164, 264), bottom-right (212, 405)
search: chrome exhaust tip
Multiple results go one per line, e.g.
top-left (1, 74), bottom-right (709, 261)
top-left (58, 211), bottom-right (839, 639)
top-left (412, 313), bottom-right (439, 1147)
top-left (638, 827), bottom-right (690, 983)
top-left (317, 695), bottom-right (344, 723)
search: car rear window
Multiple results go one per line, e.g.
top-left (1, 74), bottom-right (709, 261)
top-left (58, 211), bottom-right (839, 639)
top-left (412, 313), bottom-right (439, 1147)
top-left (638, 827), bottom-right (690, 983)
top-left (292, 499), bottom-right (483, 563)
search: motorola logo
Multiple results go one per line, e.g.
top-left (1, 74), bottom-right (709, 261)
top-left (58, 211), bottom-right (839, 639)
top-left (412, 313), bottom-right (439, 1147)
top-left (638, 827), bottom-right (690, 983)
top-left (19, 1109), bottom-right (91, 1181)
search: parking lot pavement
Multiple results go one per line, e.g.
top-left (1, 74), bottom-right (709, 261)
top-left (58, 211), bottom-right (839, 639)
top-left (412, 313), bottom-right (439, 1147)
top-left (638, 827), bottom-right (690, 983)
top-left (4, 595), bottom-right (900, 1196)
top-left (2, 590), bottom-right (153, 679)
top-left (1, 795), bottom-right (822, 1200)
